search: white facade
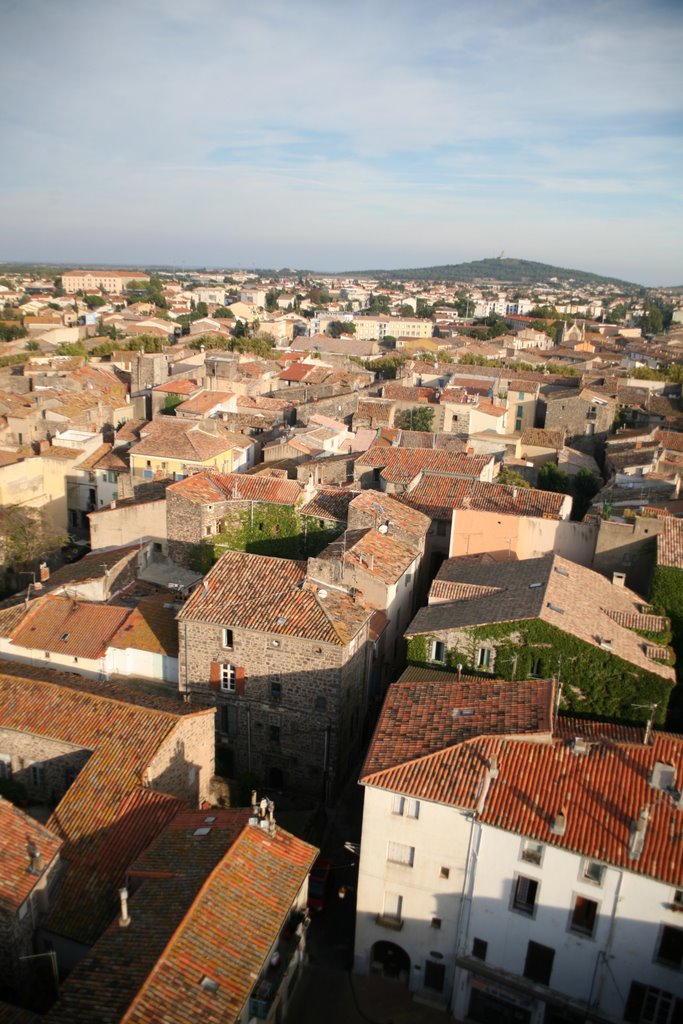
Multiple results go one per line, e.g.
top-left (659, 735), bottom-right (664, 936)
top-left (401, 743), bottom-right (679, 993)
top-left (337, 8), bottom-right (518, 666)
top-left (355, 788), bottom-right (683, 1023)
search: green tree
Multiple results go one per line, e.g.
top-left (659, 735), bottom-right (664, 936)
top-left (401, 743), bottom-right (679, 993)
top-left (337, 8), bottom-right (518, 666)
top-left (497, 468), bottom-right (530, 488)
top-left (265, 289), bottom-right (280, 312)
top-left (395, 406), bottom-right (434, 431)
top-left (84, 294), bottom-right (106, 309)
top-left (195, 301), bottom-right (208, 318)
top-left (571, 468), bottom-right (601, 521)
top-left (25, 339), bottom-right (40, 351)
top-left (638, 304), bottom-right (663, 336)
top-left (212, 306), bottom-right (234, 319)
top-left (537, 462), bottom-right (570, 494)
top-left (327, 320), bottom-right (355, 337)
top-left (0, 506), bottom-right (67, 569)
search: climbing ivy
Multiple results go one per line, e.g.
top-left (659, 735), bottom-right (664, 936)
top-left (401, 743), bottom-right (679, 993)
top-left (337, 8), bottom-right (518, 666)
top-left (409, 618), bottom-right (673, 723)
top-left (190, 506), bottom-right (343, 567)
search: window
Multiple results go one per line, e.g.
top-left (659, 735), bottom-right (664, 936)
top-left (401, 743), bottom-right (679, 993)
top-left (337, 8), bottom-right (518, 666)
top-left (382, 892), bottom-right (402, 922)
top-left (521, 839), bottom-right (544, 865)
top-left (0, 754), bottom-right (11, 779)
top-left (530, 657), bottom-right (542, 677)
top-left (516, 404), bottom-right (524, 416)
top-left (269, 725), bottom-right (280, 745)
top-left (406, 798), bottom-right (420, 819)
top-left (523, 940), bottom-right (554, 985)
top-left (222, 628), bottom-right (234, 649)
top-left (476, 646), bottom-right (493, 670)
top-left (219, 704), bottom-right (238, 737)
top-left (624, 982), bottom-right (683, 1024)
top-left (570, 895), bottom-right (598, 937)
top-left (392, 794), bottom-right (405, 815)
top-left (431, 640), bottom-right (446, 663)
top-left (270, 681), bottom-right (282, 701)
top-left (220, 664), bottom-right (236, 692)
top-left (512, 875), bottom-right (538, 916)
top-left (515, 418), bottom-right (523, 432)
top-left (30, 763), bottom-right (45, 788)
top-left (657, 926), bottom-right (683, 970)
top-left (439, 866), bottom-right (450, 879)
top-left (672, 889), bottom-right (683, 912)
top-left (582, 859), bottom-right (605, 885)
top-left (387, 842), bottom-right (415, 867)
top-left (314, 695), bottom-right (327, 711)
top-left (431, 917), bottom-right (442, 929)
top-left (436, 521), bottom-right (448, 536)
top-left (472, 938), bottom-right (487, 961)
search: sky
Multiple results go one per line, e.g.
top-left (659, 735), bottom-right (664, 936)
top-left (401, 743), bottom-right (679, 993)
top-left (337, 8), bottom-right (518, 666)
top-left (1, 0), bottom-right (682, 285)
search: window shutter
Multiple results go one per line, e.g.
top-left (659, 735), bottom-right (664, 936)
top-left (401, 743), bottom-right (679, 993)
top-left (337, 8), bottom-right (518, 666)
top-left (209, 662), bottom-right (221, 691)
top-left (235, 667), bottom-right (246, 696)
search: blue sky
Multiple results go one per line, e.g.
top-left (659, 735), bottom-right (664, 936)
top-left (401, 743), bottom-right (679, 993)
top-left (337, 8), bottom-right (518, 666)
top-left (1, 0), bottom-right (681, 284)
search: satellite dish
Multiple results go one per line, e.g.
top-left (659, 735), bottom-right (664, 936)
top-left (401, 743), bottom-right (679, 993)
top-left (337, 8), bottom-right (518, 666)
top-left (318, 589), bottom-right (328, 599)
top-left (378, 524), bottom-right (388, 534)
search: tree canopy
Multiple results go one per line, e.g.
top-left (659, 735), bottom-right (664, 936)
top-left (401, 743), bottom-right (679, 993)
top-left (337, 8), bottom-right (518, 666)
top-left (0, 506), bottom-right (67, 569)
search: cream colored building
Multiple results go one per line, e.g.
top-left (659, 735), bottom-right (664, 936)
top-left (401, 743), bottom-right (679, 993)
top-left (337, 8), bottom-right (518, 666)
top-left (353, 316), bottom-right (433, 341)
top-left (62, 270), bottom-right (150, 295)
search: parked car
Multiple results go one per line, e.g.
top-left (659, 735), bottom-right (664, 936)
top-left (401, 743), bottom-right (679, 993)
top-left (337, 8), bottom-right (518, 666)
top-left (307, 858), bottom-right (332, 912)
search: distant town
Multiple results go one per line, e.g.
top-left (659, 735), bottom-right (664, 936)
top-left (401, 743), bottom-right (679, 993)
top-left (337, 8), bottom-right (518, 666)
top-left (0, 259), bottom-right (682, 1024)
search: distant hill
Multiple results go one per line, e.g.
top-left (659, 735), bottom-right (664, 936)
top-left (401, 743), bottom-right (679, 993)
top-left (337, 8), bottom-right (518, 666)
top-left (341, 257), bottom-right (641, 289)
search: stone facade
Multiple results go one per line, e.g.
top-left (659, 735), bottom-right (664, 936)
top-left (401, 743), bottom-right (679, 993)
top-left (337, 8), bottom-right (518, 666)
top-left (178, 617), bottom-right (371, 800)
top-left (544, 392), bottom-right (615, 453)
top-left (0, 729), bottom-right (91, 804)
top-left (148, 710), bottom-right (216, 807)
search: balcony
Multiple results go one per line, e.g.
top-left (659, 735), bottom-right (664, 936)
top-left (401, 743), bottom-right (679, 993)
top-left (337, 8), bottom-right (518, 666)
top-left (248, 910), bottom-right (307, 1020)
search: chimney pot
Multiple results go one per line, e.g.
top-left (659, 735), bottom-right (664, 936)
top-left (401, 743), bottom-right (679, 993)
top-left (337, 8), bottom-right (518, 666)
top-left (612, 572), bottom-right (626, 587)
top-left (118, 886), bottom-right (131, 927)
top-left (551, 810), bottom-right (567, 836)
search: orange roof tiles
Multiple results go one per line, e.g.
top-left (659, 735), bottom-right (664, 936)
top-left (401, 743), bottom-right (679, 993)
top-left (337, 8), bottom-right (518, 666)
top-left (657, 517), bottom-right (683, 569)
top-left (356, 445), bottom-right (491, 483)
top-left (0, 797), bottom-right (62, 912)
top-left (178, 550), bottom-right (372, 646)
top-left (399, 476), bottom-right (568, 521)
top-left (11, 594), bottom-right (130, 659)
top-left (168, 469), bottom-right (302, 506)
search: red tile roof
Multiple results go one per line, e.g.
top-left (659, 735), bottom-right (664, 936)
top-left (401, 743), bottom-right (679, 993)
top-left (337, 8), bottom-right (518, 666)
top-left (168, 469), bottom-right (303, 506)
top-left (399, 476), bottom-right (568, 521)
top-left (362, 675), bottom-right (554, 779)
top-left (0, 797), bottom-right (62, 912)
top-left (178, 550), bottom-right (372, 645)
top-left (657, 517), bottom-right (683, 569)
top-left (11, 594), bottom-right (131, 659)
top-left (356, 445), bottom-right (491, 484)
top-left (0, 666), bottom-right (211, 944)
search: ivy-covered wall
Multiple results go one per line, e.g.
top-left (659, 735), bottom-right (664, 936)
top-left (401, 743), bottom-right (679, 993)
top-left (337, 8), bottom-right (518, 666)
top-left (650, 564), bottom-right (683, 729)
top-left (188, 507), bottom-right (343, 569)
top-left (407, 618), bottom-right (673, 723)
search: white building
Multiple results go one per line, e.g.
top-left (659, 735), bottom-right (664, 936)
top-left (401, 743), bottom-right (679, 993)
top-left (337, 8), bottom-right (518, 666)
top-left (355, 671), bottom-right (683, 1023)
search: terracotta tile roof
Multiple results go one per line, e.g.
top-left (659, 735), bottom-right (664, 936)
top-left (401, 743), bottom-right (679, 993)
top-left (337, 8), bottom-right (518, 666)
top-left (152, 379), bottom-right (199, 396)
top-left (481, 728), bottom-right (683, 887)
top-left (656, 429), bottom-right (683, 452)
top-left (278, 362), bottom-right (320, 382)
top-left (322, 528), bottom-right (418, 585)
top-left (40, 544), bottom-right (141, 588)
top-left (604, 610), bottom-right (668, 633)
top-left (122, 824), bottom-right (317, 1024)
top-left (42, 444), bottom-right (84, 460)
top-left (407, 553), bottom-right (675, 681)
top-left (0, 666), bottom-right (210, 944)
top-left (132, 420), bottom-right (245, 462)
top-left (175, 390), bottom-right (234, 415)
top-left (168, 469), bottom-right (302, 506)
top-left (429, 579), bottom-right (502, 602)
top-left (0, 797), bottom-right (62, 912)
top-left (398, 476), bottom-right (568, 521)
top-left (300, 488), bottom-right (359, 522)
top-left (385, 429), bottom-right (465, 451)
top-left (520, 427), bottom-right (566, 449)
top-left (43, 809), bottom-right (252, 1024)
top-left (178, 550), bottom-right (372, 645)
top-left (349, 489), bottom-right (431, 538)
top-left (362, 676), bottom-right (554, 778)
top-left (356, 445), bottom-right (491, 484)
top-left (356, 399), bottom-right (393, 423)
top-left (10, 594), bottom-right (130, 659)
top-left (95, 446), bottom-right (130, 471)
top-left (115, 418), bottom-right (148, 442)
top-left (382, 384), bottom-right (438, 403)
top-left (657, 517), bottom-right (683, 569)
top-left (109, 595), bottom-right (180, 656)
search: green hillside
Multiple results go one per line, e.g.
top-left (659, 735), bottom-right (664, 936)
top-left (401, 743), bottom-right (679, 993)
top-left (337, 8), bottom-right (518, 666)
top-left (342, 257), bottom-right (641, 289)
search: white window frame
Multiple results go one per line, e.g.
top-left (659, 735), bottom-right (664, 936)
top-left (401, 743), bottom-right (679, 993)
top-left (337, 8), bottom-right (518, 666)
top-left (382, 891), bottom-right (403, 922)
top-left (512, 874), bottom-right (539, 917)
top-left (222, 628), bottom-right (233, 649)
top-left (581, 858), bottom-right (605, 886)
top-left (220, 664), bottom-right (236, 692)
top-left (431, 640), bottom-right (446, 663)
top-left (0, 754), bottom-right (11, 779)
top-left (387, 842), bottom-right (415, 867)
top-left (406, 798), bottom-right (420, 819)
top-left (568, 893), bottom-right (600, 938)
top-left (392, 794), bottom-right (405, 815)
top-left (520, 839), bottom-right (544, 866)
top-left (476, 646), bottom-right (493, 670)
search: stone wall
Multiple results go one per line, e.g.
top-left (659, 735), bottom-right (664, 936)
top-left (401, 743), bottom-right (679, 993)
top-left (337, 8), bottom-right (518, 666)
top-left (178, 616), bottom-right (370, 799)
top-left (0, 729), bottom-right (91, 803)
top-left (147, 710), bottom-right (215, 807)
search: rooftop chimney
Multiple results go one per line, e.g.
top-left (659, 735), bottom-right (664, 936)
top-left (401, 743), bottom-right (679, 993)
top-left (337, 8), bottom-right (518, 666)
top-left (628, 806), bottom-right (650, 860)
top-left (39, 562), bottom-right (50, 583)
top-left (118, 886), bottom-right (131, 928)
top-left (612, 572), bottom-right (626, 588)
top-left (551, 810), bottom-right (567, 836)
top-left (26, 841), bottom-right (43, 875)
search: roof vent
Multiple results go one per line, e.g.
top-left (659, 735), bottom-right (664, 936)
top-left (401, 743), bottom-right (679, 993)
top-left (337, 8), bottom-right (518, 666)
top-left (551, 810), bottom-right (566, 836)
top-left (547, 602), bottom-right (564, 614)
top-left (628, 806), bottom-right (650, 860)
top-left (650, 761), bottom-right (676, 793)
top-left (612, 572), bottom-right (626, 588)
top-left (554, 567), bottom-right (569, 577)
top-left (193, 826), bottom-right (211, 836)
top-left (452, 708), bottom-right (475, 718)
top-left (318, 589), bottom-right (328, 599)
top-left (378, 523), bottom-right (388, 534)
top-left (599, 639), bottom-right (613, 651)
top-left (529, 582), bottom-right (543, 589)
top-left (571, 738), bottom-right (590, 755)
top-left (118, 886), bottom-right (131, 928)
top-left (200, 976), bottom-right (219, 994)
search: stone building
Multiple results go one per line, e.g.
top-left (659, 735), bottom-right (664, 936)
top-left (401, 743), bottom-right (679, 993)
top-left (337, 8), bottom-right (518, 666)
top-left (0, 797), bottom-right (63, 997)
top-left (0, 663), bottom-right (215, 971)
top-left (543, 387), bottom-right (616, 453)
top-left (177, 549), bottom-right (376, 799)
